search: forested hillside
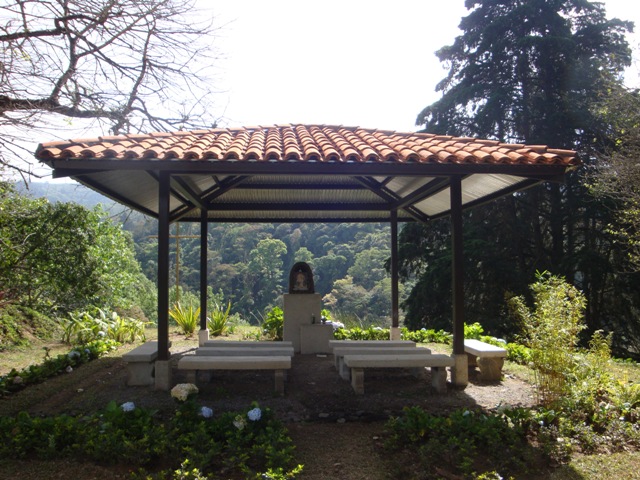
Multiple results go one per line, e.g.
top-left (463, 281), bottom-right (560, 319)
top-left (17, 181), bottom-right (404, 326)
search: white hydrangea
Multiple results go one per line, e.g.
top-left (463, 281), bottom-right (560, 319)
top-left (233, 414), bottom-right (247, 430)
top-left (171, 383), bottom-right (199, 402)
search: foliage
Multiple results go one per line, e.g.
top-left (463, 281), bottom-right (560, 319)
top-left (0, 305), bottom-right (59, 349)
top-left (333, 326), bottom-right (389, 341)
top-left (508, 272), bottom-right (586, 404)
top-left (385, 407), bottom-right (546, 478)
top-left (0, 184), bottom-right (151, 316)
top-left (401, 327), bottom-right (452, 344)
top-left (0, 338), bottom-right (119, 396)
top-left (169, 302), bottom-right (200, 336)
top-left (261, 306), bottom-right (284, 341)
top-left (208, 300), bottom-right (231, 337)
top-left (401, 0), bottom-right (640, 358)
top-left (61, 308), bottom-right (147, 345)
top-left (0, 0), bottom-right (221, 174)
top-left (0, 401), bottom-right (301, 478)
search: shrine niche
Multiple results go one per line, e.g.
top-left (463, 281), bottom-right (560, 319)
top-left (289, 262), bottom-right (315, 294)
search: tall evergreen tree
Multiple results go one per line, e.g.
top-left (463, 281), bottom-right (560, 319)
top-left (402, 0), bottom-right (636, 352)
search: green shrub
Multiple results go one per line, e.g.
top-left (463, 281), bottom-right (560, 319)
top-left (62, 308), bottom-right (147, 344)
top-left (401, 327), bottom-right (452, 344)
top-left (508, 271), bottom-right (586, 405)
top-left (386, 406), bottom-right (539, 477)
top-left (169, 302), bottom-right (200, 336)
top-left (0, 400), bottom-right (301, 478)
top-left (261, 307), bottom-right (284, 340)
top-left (0, 338), bottom-right (119, 396)
top-left (208, 300), bottom-right (231, 337)
top-left (333, 326), bottom-right (390, 340)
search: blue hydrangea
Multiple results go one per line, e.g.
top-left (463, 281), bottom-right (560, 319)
top-left (247, 407), bottom-right (262, 422)
top-left (121, 401), bottom-right (135, 412)
top-left (200, 406), bottom-right (213, 418)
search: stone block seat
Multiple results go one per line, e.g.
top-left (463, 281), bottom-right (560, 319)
top-left (203, 340), bottom-right (293, 348)
top-left (122, 340), bottom-right (171, 386)
top-left (332, 346), bottom-right (430, 380)
top-left (196, 346), bottom-right (294, 357)
top-left (464, 339), bottom-right (508, 381)
top-left (177, 355), bottom-right (291, 395)
top-left (342, 353), bottom-right (455, 394)
top-left (328, 340), bottom-right (416, 367)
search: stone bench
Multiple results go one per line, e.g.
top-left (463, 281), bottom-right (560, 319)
top-left (464, 339), bottom-right (507, 381)
top-left (329, 340), bottom-right (416, 366)
top-left (195, 346), bottom-right (294, 357)
top-left (122, 341), bottom-right (171, 386)
top-left (203, 340), bottom-right (293, 348)
top-left (333, 346), bottom-right (428, 380)
top-left (177, 355), bottom-right (291, 395)
top-left (343, 353), bottom-right (455, 394)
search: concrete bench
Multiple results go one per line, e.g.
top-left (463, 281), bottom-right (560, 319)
top-left (328, 340), bottom-right (415, 351)
top-left (464, 339), bottom-right (507, 381)
top-left (177, 355), bottom-right (291, 395)
top-left (343, 353), bottom-right (455, 394)
top-left (333, 346), bottom-right (428, 380)
top-left (329, 340), bottom-right (415, 365)
top-left (122, 341), bottom-right (171, 386)
top-left (195, 346), bottom-right (294, 357)
top-left (203, 340), bottom-right (293, 348)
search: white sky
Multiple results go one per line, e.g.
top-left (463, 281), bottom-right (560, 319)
top-left (208, 0), bottom-right (640, 133)
top-left (20, 0), bottom-right (640, 180)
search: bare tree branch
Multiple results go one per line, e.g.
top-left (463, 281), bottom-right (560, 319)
top-left (0, 0), bottom-right (223, 176)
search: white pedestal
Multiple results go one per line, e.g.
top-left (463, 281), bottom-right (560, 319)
top-left (283, 293), bottom-right (322, 353)
top-left (300, 324), bottom-right (333, 354)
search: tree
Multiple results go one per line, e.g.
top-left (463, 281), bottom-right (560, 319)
top-left (0, 182), bottom-right (150, 314)
top-left (403, 0), bottom-right (636, 349)
top-left (590, 85), bottom-right (640, 270)
top-left (246, 238), bottom-right (288, 314)
top-left (417, 0), bottom-right (632, 146)
top-left (0, 0), bottom-right (221, 176)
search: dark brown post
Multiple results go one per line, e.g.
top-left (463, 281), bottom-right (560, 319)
top-left (157, 171), bottom-right (171, 361)
top-left (200, 208), bottom-right (208, 330)
top-left (450, 175), bottom-right (465, 356)
top-left (390, 209), bottom-right (399, 330)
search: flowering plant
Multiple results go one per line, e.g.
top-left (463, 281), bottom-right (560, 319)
top-left (200, 406), bottom-right (213, 418)
top-left (171, 383), bottom-right (199, 402)
top-left (247, 407), bottom-right (262, 422)
top-left (233, 414), bottom-right (247, 430)
top-left (120, 401), bottom-right (135, 412)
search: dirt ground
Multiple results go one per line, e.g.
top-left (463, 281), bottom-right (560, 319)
top-left (0, 339), bottom-right (536, 480)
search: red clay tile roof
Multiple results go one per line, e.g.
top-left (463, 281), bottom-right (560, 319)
top-left (35, 124), bottom-right (579, 166)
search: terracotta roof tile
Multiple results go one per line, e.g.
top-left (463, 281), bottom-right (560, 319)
top-left (35, 124), bottom-right (580, 167)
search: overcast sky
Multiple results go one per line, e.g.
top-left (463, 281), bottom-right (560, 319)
top-left (209, 0), bottom-right (640, 133)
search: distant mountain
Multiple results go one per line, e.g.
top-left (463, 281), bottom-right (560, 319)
top-left (16, 180), bottom-right (116, 210)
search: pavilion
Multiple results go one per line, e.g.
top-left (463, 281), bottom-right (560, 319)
top-left (35, 124), bottom-right (580, 390)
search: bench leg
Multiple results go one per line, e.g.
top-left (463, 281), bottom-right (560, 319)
top-left (431, 366), bottom-right (448, 393)
top-left (466, 353), bottom-right (478, 368)
top-left (351, 368), bottom-right (365, 394)
top-left (478, 357), bottom-right (504, 382)
top-left (274, 369), bottom-right (285, 395)
top-left (338, 357), bottom-right (351, 380)
top-left (185, 370), bottom-right (197, 384)
top-left (126, 362), bottom-right (155, 386)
